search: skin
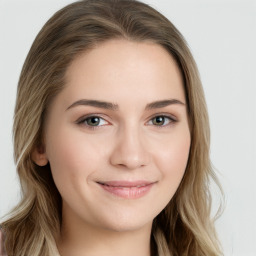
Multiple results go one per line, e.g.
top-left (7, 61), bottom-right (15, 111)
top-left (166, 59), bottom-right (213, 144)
top-left (33, 39), bottom-right (191, 256)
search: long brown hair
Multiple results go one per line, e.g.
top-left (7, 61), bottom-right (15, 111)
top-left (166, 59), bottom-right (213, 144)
top-left (1, 0), bottom-right (223, 255)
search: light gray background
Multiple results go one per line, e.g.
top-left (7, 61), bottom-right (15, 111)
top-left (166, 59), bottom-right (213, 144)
top-left (0, 0), bottom-right (255, 255)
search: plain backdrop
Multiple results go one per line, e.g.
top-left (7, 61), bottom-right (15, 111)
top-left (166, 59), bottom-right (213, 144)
top-left (0, 0), bottom-right (255, 255)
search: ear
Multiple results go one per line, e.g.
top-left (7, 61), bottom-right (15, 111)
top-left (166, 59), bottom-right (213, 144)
top-left (31, 144), bottom-right (48, 166)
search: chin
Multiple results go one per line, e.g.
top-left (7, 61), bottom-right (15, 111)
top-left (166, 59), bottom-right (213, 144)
top-left (102, 220), bottom-right (152, 233)
top-left (92, 209), bottom-right (154, 233)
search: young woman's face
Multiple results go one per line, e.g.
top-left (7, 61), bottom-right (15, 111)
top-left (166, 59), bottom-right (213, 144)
top-left (41, 39), bottom-right (190, 232)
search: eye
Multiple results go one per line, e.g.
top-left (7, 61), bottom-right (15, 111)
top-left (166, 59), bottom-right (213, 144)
top-left (148, 115), bottom-right (176, 127)
top-left (76, 115), bottom-right (109, 128)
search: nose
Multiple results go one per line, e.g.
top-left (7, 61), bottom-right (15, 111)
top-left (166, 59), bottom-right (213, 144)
top-left (109, 125), bottom-right (150, 170)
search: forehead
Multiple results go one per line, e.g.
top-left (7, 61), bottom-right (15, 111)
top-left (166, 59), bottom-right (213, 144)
top-left (62, 39), bottom-right (185, 106)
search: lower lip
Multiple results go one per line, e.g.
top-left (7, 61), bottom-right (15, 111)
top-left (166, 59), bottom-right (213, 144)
top-left (98, 183), bottom-right (154, 199)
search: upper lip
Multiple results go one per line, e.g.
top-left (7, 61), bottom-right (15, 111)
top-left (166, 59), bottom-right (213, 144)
top-left (97, 180), bottom-right (155, 188)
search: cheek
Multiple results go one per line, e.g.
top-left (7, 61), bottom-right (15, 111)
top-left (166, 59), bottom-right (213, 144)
top-left (45, 128), bottom-right (100, 195)
top-left (154, 129), bottom-right (190, 193)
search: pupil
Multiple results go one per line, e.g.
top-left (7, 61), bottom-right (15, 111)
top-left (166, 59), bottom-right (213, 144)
top-left (154, 116), bottom-right (164, 125)
top-left (88, 117), bottom-right (99, 126)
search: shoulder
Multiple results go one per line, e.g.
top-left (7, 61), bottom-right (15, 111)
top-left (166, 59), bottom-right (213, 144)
top-left (0, 229), bottom-right (7, 256)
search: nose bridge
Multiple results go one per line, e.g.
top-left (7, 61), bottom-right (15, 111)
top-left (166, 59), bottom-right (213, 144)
top-left (110, 121), bottom-right (150, 170)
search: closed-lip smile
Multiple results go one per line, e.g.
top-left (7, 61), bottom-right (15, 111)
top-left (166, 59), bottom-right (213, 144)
top-left (96, 180), bottom-right (156, 199)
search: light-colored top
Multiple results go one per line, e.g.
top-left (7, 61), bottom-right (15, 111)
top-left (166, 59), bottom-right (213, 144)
top-left (0, 229), bottom-right (7, 256)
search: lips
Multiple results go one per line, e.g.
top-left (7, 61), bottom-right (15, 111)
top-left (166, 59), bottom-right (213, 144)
top-left (96, 180), bottom-right (155, 199)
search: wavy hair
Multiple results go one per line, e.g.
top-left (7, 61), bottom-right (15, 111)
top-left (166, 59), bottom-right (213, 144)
top-left (1, 0), bottom-right (223, 255)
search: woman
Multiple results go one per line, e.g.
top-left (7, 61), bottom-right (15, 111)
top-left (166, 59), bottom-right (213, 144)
top-left (0, 0), bottom-right (223, 255)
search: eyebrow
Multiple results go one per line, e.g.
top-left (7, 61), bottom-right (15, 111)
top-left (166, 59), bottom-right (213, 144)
top-left (145, 99), bottom-right (185, 110)
top-left (66, 99), bottom-right (118, 111)
top-left (66, 98), bottom-right (185, 111)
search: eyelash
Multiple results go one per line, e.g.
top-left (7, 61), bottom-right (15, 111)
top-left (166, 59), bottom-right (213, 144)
top-left (76, 114), bottom-right (177, 130)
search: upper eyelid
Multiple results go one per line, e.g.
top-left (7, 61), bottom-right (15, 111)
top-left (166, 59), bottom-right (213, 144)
top-left (75, 114), bottom-right (109, 124)
top-left (146, 112), bottom-right (178, 122)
